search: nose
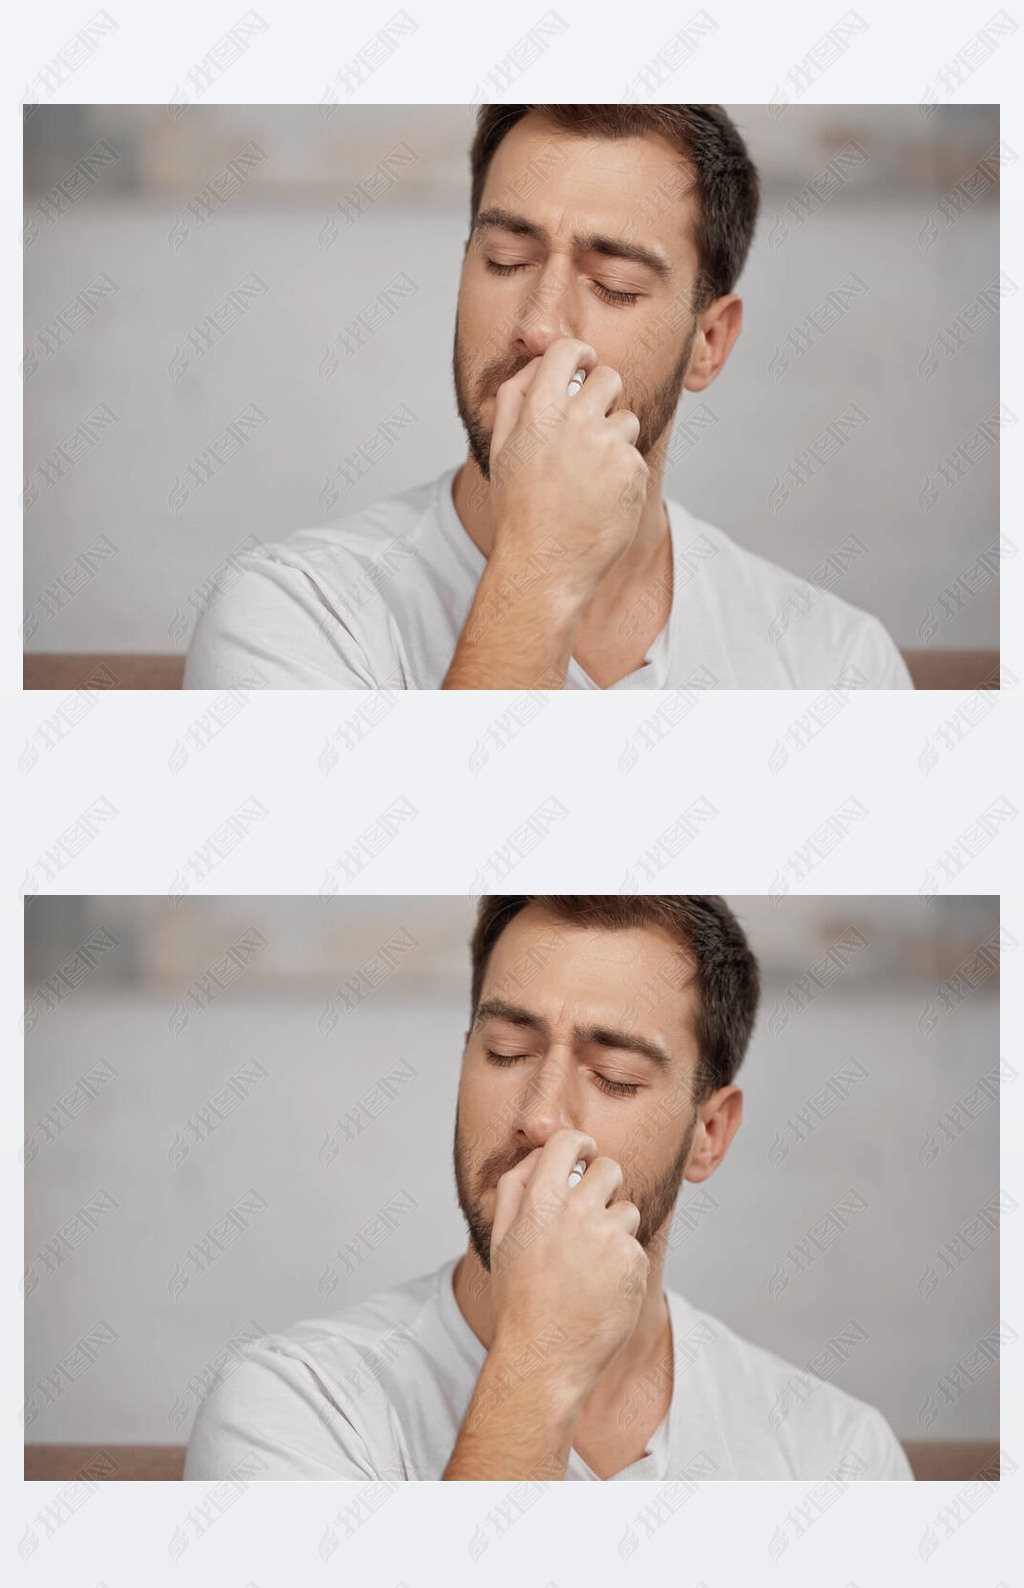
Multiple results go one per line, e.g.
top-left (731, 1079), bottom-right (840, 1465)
top-left (514, 1054), bottom-right (579, 1152)
top-left (514, 262), bottom-right (580, 361)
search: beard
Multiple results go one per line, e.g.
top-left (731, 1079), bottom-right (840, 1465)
top-left (451, 308), bottom-right (698, 485)
top-left (452, 1098), bottom-right (699, 1274)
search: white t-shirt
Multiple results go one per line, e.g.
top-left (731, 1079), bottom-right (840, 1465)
top-left (183, 1257), bottom-right (913, 1481)
top-left (182, 466), bottom-right (913, 690)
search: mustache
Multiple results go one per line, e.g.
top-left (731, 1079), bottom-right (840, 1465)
top-left (479, 1146), bottom-right (534, 1185)
top-left (481, 357), bottom-right (535, 396)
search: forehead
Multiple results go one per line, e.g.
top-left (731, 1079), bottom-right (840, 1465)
top-left (480, 906), bottom-right (698, 1053)
top-left (480, 112), bottom-right (697, 261)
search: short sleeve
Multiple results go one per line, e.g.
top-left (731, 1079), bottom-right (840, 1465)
top-left (182, 555), bottom-right (383, 690)
top-left (845, 616), bottom-right (914, 691)
top-left (183, 1345), bottom-right (393, 1480)
top-left (858, 1408), bottom-right (915, 1480)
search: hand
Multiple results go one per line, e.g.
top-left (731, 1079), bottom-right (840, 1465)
top-left (488, 338), bottom-right (651, 616)
top-left (488, 1127), bottom-right (650, 1402)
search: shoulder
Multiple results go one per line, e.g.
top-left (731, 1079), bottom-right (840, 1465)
top-left (184, 1265), bottom-right (445, 1479)
top-left (221, 1262), bottom-right (443, 1387)
top-left (209, 471), bottom-right (444, 603)
top-left (667, 1291), bottom-right (912, 1478)
top-left (667, 504), bottom-right (912, 689)
top-left (182, 473), bottom-right (451, 688)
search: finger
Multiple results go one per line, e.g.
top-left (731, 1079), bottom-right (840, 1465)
top-left (525, 1127), bottom-right (599, 1204)
top-left (491, 339), bottom-right (599, 467)
top-left (490, 357), bottom-right (543, 469)
top-left (574, 1154), bottom-right (624, 1206)
top-left (573, 363), bottom-right (623, 416)
top-left (608, 1198), bottom-right (642, 1236)
top-left (491, 1146), bottom-right (543, 1253)
top-left (607, 408), bottom-right (641, 445)
top-left (528, 337), bottom-right (598, 414)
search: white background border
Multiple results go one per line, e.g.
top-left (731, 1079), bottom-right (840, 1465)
top-left (7, 2), bottom-right (1021, 1583)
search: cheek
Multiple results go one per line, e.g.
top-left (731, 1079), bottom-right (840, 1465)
top-left (458, 276), bottom-right (493, 326)
top-left (612, 1119), bottom-right (650, 1185)
top-left (458, 1073), bottom-right (503, 1153)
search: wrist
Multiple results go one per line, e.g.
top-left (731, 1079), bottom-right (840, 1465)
top-left (480, 532), bottom-right (588, 637)
top-left (487, 1325), bottom-right (592, 1422)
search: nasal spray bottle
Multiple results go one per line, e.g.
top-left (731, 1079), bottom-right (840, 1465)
top-left (567, 368), bottom-right (587, 399)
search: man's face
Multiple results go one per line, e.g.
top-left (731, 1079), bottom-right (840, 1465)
top-left (453, 907), bottom-right (703, 1271)
top-left (452, 113), bottom-right (703, 483)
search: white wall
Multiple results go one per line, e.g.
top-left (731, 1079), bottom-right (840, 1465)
top-left (23, 106), bottom-right (1000, 653)
top-left (24, 895), bottom-right (1001, 1444)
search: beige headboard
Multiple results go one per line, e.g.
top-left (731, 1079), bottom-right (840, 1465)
top-left (24, 1440), bottom-right (1000, 1482)
top-left (22, 651), bottom-right (1001, 692)
top-left (23, 654), bottom-right (187, 690)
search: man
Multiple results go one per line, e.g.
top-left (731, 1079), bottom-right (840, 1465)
top-left (185, 895), bottom-right (913, 1480)
top-left (184, 105), bottom-right (912, 690)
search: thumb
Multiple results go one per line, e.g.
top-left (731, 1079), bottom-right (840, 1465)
top-left (491, 1146), bottom-right (542, 1258)
top-left (489, 358), bottom-right (542, 477)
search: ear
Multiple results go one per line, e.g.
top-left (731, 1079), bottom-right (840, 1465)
top-left (683, 1086), bottom-right (743, 1183)
top-left (683, 296), bottom-right (743, 395)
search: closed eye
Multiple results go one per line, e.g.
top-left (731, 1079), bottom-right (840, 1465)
top-left (484, 259), bottom-right (641, 307)
top-left (485, 1050), bottom-right (641, 1098)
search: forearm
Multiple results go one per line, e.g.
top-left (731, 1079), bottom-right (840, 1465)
top-left (441, 544), bottom-right (583, 690)
top-left (442, 1340), bottom-right (587, 1480)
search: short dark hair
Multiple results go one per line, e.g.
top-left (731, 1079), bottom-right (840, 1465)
top-left (470, 895), bottom-right (760, 1099)
top-left (468, 104), bottom-right (761, 315)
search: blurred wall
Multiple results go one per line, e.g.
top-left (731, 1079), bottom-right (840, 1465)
top-left (23, 105), bottom-right (1001, 653)
top-left (24, 895), bottom-right (1003, 1445)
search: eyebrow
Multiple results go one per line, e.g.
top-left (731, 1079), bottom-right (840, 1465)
top-left (473, 205), bottom-right (673, 282)
top-left (474, 997), bottom-right (673, 1071)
